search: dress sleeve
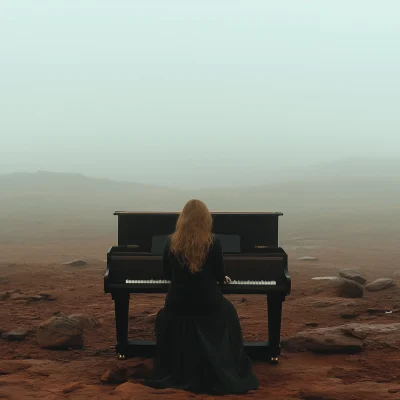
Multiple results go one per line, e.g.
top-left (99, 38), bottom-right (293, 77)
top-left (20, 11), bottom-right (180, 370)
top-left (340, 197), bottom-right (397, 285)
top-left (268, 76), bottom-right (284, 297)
top-left (162, 237), bottom-right (172, 280)
top-left (212, 236), bottom-right (226, 284)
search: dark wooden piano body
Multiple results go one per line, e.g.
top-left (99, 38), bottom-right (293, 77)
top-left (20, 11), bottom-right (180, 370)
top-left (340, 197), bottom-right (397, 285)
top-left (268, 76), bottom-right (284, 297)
top-left (104, 211), bottom-right (291, 363)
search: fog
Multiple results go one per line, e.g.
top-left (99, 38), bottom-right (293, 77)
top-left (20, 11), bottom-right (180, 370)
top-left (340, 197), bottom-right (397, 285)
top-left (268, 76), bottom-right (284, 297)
top-left (1, 1), bottom-right (399, 188)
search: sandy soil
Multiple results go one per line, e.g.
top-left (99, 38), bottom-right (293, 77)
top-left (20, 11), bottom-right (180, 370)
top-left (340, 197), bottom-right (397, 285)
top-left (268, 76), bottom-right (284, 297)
top-left (1, 234), bottom-right (400, 400)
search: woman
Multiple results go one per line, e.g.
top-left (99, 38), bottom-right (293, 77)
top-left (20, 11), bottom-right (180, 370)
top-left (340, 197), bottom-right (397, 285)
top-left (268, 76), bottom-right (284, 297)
top-left (144, 199), bottom-right (259, 394)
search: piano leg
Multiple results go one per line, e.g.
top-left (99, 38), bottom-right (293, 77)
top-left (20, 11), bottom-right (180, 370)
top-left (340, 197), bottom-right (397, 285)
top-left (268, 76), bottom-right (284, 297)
top-left (267, 294), bottom-right (283, 364)
top-left (112, 291), bottom-right (130, 360)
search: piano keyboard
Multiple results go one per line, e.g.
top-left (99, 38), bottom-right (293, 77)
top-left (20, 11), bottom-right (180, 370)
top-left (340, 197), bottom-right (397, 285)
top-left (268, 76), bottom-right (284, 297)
top-left (125, 279), bottom-right (276, 286)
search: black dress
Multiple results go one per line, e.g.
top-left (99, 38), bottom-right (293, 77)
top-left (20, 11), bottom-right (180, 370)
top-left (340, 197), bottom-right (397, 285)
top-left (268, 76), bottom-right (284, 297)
top-left (144, 235), bottom-right (259, 394)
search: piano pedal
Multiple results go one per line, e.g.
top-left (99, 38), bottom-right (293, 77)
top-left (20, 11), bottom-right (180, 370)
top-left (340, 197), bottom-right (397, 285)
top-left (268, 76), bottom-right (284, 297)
top-left (269, 356), bottom-right (279, 364)
top-left (116, 353), bottom-right (126, 361)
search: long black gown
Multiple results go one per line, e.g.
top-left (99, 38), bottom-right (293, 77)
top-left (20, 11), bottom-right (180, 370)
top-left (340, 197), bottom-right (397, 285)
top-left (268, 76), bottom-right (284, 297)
top-left (144, 235), bottom-right (259, 394)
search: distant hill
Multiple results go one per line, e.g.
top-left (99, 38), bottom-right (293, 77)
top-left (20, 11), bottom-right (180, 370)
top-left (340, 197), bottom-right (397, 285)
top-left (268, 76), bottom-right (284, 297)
top-left (241, 157), bottom-right (400, 185)
top-left (0, 158), bottom-right (399, 243)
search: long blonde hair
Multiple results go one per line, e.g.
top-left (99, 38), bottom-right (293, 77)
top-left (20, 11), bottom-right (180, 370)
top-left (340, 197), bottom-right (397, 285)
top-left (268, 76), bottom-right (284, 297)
top-left (170, 199), bottom-right (213, 273)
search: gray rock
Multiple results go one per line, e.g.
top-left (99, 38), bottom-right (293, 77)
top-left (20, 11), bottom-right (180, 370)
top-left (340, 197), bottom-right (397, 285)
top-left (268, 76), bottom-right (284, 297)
top-left (36, 315), bottom-right (83, 349)
top-left (283, 323), bottom-right (400, 354)
top-left (298, 256), bottom-right (318, 261)
top-left (62, 259), bottom-right (88, 267)
top-left (311, 276), bottom-right (337, 281)
top-left (314, 277), bottom-right (364, 298)
top-left (339, 269), bottom-right (366, 285)
top-left (335, 278), bottom-right (364, 298)
top-left (343, 323), bottom-right (400, 339)
top-left (1, 330), bottom-right (29, 341)
top-left (365, 278), bottom-right (396, 292)
top-left (283, 326), bottom-right (363, 354)
top-left (393, 271), bottom-right (400, 278)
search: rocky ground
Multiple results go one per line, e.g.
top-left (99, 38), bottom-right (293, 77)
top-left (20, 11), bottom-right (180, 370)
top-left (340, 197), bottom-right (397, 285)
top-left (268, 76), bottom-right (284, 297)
top-left (1, 237), bottom-right (400, 399)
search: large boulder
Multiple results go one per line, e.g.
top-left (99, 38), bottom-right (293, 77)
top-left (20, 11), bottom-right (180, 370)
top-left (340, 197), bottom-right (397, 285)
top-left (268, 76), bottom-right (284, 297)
top-left (36, 315), bottom-right (83, 349)
top-left (365, 278), bottom-right (396, 292)
top-left (283, 323), bottom-right (400, 354)
top-left (283, 326), bottom-right (363, 354)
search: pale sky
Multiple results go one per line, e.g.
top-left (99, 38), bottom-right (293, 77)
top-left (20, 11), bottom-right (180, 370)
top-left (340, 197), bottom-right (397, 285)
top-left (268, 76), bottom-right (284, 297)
top-left (1, 1), bottom-right (399, 187)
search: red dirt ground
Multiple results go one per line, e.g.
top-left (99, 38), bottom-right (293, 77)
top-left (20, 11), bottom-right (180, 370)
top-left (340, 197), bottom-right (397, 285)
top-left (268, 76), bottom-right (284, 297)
top-left (1, 234), bottom-right (400, 399)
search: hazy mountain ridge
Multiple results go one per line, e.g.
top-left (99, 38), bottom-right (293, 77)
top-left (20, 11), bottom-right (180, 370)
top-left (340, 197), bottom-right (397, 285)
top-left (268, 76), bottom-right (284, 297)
top-left (1, 159), bottom-right (399, 211)
top-left (0, 159), bottom-right (399, 243)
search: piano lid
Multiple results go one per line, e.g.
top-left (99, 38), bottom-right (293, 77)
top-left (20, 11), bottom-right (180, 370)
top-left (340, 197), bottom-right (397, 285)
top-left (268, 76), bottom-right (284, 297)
top-left (114, 211), bottom-right (283, 251)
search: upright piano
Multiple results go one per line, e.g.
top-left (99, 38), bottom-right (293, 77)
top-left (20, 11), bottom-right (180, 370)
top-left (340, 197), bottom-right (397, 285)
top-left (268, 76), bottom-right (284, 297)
top-left (104, 211), bottom-right (291, 363)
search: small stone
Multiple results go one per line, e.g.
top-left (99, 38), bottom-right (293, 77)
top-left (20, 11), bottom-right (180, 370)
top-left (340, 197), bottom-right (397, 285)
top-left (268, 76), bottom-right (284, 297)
top-left (298, 256), bottom-right (318, 261)
top-left (62, 382), bottom-right (83, 394)
top-left (1, 330), bottom-right (29, 341)
top-left (366, 278), bottom-right (396, 292)
top-left (339, 269), bottom-right (366, 285)
top-left (62, 259), bottom-right (88, 267)
top-left (101, 368), bottom-right (127, 384)
top-left (146, 312), bottom-right (158, 323)
top-left (305, 322), bottom-right (319, 327)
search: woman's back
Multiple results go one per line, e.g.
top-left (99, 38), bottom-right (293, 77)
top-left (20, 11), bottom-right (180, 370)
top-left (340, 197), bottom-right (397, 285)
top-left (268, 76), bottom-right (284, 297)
top-left (163, 235), bottom-right (226, 315)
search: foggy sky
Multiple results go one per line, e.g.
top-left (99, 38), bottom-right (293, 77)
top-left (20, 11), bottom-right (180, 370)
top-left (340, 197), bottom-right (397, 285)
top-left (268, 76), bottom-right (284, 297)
top-left (1, 1), bottom-right (399, 188)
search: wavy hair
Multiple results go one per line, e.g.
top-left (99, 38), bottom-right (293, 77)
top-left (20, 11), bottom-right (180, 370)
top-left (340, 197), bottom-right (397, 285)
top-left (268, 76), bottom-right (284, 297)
top-left (170, 199), bottom-right (213, 273)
